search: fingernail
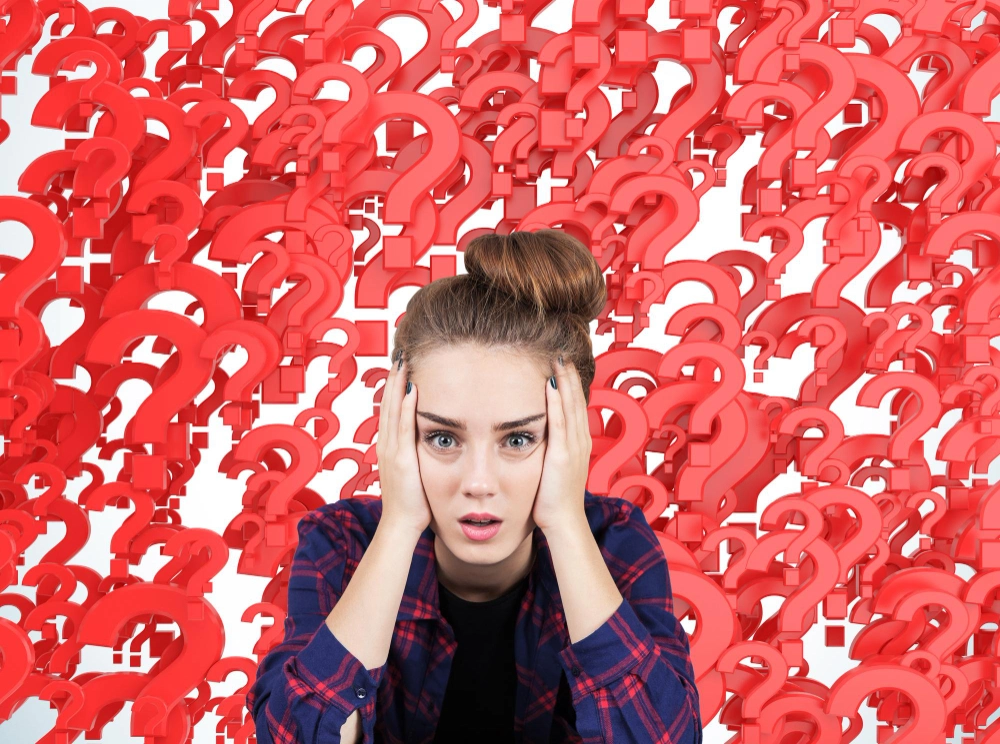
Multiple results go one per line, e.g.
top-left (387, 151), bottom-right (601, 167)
top-left (550, 375), bottom-right (557, 389)
top-left (398, 355), bottom-right (403, 370)
top-left (392, 349), bottom-right (400, 362)
top-left (406, 381), bottom-right (412, 394)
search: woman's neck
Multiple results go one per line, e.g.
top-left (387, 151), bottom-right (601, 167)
top-left (434, 533), bottom-right (536, 602)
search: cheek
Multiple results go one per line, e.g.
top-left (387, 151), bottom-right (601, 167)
top-left (529, 441), bottom-right (546, 469)
top-left (414, 447), bottom-right (447, 495)
top-left (415, 446), bottom-right (432, 480)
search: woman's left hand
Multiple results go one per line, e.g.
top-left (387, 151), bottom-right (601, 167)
top-left (532, 356), bottom-right (593, 534)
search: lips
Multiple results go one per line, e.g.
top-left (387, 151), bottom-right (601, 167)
top-left (460, 513), bottom-right (501, 522)
top-left (460, 520), bottom-right (502, 540)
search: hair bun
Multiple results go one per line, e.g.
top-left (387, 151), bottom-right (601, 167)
top-left (463, 229), bottom-right (607, 322)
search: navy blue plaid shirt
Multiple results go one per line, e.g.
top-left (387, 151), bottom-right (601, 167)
top-left (248, 490), bottom-right (702, 743)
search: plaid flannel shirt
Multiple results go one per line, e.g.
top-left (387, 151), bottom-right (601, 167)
top-left (248, 490), bottom-right (702, 744)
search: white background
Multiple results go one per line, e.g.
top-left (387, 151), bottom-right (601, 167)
top-left (2, 0), bottom-right (1000, 741)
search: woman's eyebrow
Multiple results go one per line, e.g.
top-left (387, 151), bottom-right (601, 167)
top-left (416, 412), bottom-right (546, 432)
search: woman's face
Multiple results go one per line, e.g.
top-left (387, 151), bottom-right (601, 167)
top-left (408, 345), bottom-right (551, 588)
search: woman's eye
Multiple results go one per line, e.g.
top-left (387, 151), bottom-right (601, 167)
top-left (422, 431), bottom-right (537, 451)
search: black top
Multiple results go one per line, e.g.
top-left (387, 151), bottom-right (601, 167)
top-left (432, 572), bottom-right (576, 743)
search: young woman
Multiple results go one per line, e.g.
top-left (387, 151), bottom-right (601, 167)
top-left (248, 230), bottom-right (702, 743)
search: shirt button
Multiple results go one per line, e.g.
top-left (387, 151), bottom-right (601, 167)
top-left (571, 666), bottom-right (581, 677)
top-left (355, 687), bottom-right (367, 698)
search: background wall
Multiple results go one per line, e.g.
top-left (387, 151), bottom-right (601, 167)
top-left (2, 0), bottom-right (1000, 741)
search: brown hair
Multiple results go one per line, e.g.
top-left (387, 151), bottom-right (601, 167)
top-left (391, 229), bottom-right (607, 405)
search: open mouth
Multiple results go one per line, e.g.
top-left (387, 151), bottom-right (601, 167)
top-left (459, 520), bottom-right (502, 540)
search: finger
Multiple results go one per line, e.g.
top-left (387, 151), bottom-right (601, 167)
top-left (566, 361), bottom-right (590, 452)
top-left (378, 350), bottom-right (400, 450)
top-left (389, 353), bottom-right (408, 450)
top-left (398, 365), bottom-right (416, 448)
top-left (553, 356), bottom-right (576, 447)
top-left (547, 363), bottom-right (566, 450)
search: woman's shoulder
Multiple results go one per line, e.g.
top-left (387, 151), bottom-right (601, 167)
top-left (582, 490), bottom-right (647, 535)
top-left (303, 496), bottom-right (384, 548)
top-left (582, 491), bottom-right (667, 561)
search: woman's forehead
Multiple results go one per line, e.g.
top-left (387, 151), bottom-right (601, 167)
top-left (416, 410), bottom-right (546, 431)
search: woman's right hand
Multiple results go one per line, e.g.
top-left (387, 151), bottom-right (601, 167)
top-left (375, 350), bottom-right (433, 535)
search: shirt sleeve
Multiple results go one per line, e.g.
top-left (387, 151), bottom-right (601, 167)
top-left (246, 508), bottom-right (388, 744)
top-left (555, 500), bottom-right (703, 744)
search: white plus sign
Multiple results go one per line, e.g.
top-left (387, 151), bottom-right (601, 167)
top-left (951, 726), bottom-right (977, 743)
top-left (61, 236), bottom-right (108, 285)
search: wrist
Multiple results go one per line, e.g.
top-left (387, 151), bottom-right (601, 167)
top-left (540, 513), bottom-right (590, 544)
top-left (377, 516), bottom-right (426, 544)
